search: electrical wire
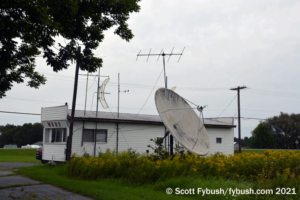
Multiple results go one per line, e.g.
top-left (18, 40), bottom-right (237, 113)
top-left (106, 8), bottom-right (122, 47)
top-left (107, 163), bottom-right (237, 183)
top-left (217, 95), bottom-right (237, 117)
top-left (119, 129), bottom-right (130, 148)
top-left (0, 111), bottom-right (40, 115)
top-left (118, 69), bottom-right (164, 131)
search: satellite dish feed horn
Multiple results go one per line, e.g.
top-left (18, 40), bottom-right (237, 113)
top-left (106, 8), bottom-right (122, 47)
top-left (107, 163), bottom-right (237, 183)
top-left (98, 78), bottom-right (110, 109)
top-left (155, 88), bottom-right (210, 155)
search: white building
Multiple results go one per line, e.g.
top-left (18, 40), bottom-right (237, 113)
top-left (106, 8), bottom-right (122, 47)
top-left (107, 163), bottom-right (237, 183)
top-left (41, 104), bottom-right (236, 162)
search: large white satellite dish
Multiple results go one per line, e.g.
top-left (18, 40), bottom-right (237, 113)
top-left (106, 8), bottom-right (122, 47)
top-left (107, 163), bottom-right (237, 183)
top-left (155, 88), bottom-right (210, 155)
top-left (98, 78), bottom-right (110, 109)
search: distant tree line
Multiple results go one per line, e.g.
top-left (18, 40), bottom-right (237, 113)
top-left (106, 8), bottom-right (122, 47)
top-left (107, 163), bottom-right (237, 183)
top-left (234, 136), bottom-right (251, 148)
top-left (0, 123), bottom-right (43, 148)
top-left (250, 112), bottom-right (300, 149)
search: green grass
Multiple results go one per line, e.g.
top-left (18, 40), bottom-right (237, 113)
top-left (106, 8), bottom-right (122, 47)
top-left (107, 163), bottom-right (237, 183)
top-left (17, 164), bottom-right (257, 200)
top-left (0, 149), bottom-right (39, 163)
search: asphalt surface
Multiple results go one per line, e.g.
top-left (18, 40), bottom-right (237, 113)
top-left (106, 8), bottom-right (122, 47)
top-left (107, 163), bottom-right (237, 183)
top-left (0, 163), bottom-right (92, 200)
top-left (0, 162), bottom-right (42, 169)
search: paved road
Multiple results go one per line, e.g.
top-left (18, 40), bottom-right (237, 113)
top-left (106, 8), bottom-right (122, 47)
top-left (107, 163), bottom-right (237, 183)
top-left (0, 163), bottom-right (92, 200)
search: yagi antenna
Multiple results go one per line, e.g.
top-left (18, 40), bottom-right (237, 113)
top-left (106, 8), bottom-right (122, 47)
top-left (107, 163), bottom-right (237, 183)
top-left (167, 47), bottom-right (174, 62)
top-left (136, 47), bottom-right (185, 63)
top-left (98, 78), bottom-right (110, 109)
top-left (136, 47), bottom-right (185, 155)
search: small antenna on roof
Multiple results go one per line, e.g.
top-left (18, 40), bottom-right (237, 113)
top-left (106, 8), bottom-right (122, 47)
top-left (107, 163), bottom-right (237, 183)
top-left (98, 78), bottom-right (110, 109)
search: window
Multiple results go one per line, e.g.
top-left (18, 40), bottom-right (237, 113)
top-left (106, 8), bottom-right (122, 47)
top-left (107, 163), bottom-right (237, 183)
top-left (216, 138), bottom-right (222, 144)
top-left (45, 128), bottom-right (67, 143)
top-left (83, 129), bottom-right (107, 143)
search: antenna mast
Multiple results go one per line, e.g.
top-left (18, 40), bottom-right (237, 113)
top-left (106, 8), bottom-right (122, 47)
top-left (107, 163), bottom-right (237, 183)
top-left (136, 47), bottom-right (185, 155)
top-left (117, 73), bottom-right (129, 155)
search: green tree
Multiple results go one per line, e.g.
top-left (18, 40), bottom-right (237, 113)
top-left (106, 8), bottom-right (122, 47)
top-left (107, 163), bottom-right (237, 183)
top-left (147, 138), bottom-right (169, 160)
top-left (14, 123), bottom-right (43, 147)
top-left (250, 123), bottom-right (276, 149)
top-left (0, 0), bottom-right (141, 98)
top-left (0, 124), bottom-right (18, 147)
top-left (0, 123), bottom-right (43, 147)
top-left (264, 112), bottom-right (300, 149)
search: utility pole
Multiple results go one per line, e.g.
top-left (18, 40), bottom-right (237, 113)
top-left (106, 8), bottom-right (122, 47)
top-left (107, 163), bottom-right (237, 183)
top-left (66, 46), bottom-right (81, 161)
top-left (230, 86), bottom-right (247, 153)
top-left (136, 47), bottom-right (185, 155)
top-left (117, 73), bottom-right (129, 155)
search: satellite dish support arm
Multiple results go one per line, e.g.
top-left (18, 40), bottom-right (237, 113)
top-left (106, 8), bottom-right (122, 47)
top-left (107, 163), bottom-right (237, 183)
top-left (162, 131), bottom-right (170, 139)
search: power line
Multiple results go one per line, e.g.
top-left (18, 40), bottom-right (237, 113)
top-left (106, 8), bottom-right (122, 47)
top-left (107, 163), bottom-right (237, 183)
top-left (0, 111), bottom-right (40, 115)
top-left (248, 88), bottom-right (300, 96)
top-left (2, 96), bottom-right (297, 113)
top-left (217, 95), bottom-right (237, 117)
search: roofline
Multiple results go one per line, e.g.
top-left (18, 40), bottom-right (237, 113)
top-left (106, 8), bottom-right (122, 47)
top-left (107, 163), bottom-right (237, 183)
top-left (67, 116), bottom-right (236, 128)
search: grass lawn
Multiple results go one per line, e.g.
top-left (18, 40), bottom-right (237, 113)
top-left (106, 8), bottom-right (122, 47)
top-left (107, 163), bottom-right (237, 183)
top-left (17, 164), bottom-right (257, 200)
top-left (0, 149), bottom-right (39, 163)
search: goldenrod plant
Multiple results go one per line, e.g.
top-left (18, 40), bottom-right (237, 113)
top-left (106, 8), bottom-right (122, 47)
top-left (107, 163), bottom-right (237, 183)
top-left (68, 149), bottom-right (300, 187)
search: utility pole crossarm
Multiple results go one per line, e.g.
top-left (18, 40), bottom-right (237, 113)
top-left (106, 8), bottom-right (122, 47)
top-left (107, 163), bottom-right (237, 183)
top-left (230, 86), bottom-right (247, 91)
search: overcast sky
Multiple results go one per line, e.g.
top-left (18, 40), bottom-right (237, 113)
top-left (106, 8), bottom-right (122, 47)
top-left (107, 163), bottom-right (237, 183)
top-left (1, 0), bottom-right (300, 138)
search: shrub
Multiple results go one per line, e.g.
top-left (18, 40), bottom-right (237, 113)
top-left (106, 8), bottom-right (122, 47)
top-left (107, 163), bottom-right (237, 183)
top-left (67, 149), bottom-right (300, 186)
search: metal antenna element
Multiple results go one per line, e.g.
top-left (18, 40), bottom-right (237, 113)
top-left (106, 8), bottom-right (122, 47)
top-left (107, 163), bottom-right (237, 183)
top-left (98, 78), bottom-right (111, 109)
top-left (167, 47), bottom-right (174, 62)
top-left (136, 47), bottom-right (185, 63)
top-left (136, 47), bottom-right (185, 156)
top-left (136, 47), bottom-right (185, 90)
top-left (147, 49), bottom-right (152, 62)
top-left (157, 49), bottom-right (163, 61)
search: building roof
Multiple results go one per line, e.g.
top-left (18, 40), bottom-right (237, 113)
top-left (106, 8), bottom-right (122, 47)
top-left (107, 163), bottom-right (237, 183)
top-left (68, 110), bottom-right (236, 128)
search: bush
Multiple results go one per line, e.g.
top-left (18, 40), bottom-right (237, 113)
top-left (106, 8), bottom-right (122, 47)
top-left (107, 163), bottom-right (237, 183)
top-left (67, 149), bottom-right (300, 187)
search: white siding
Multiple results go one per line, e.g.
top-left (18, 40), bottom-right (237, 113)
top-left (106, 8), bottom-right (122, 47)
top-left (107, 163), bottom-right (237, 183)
top-left (206, 127), bottom-right (234, 156)
top-left (41, 105), bottom-right (68, 122)
top-left (116, 123), bottom-right (165, 154)
top-left (42, 127), bottom-right (69, 162)
top-left (43, 119), bottom-right (234, 162)
top-left (70, 122), bottom-right (234, 157)
top-left (71, 121), bottom-right (117, 156)
top-left (43, 144), bottom-right (66, 161)
top-left (70, 121), bottom-right (165, 157)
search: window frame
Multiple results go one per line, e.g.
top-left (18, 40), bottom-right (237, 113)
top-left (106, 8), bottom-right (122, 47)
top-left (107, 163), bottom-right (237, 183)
top-left (83, 129), bottom-right (108, 143)
top-left (216, 138), bottom-right (222, 144)
top-left (45, 128), bottom-right (67, 143)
